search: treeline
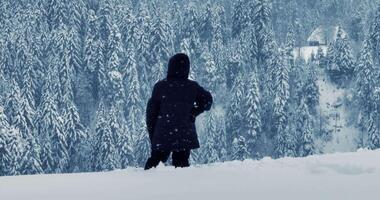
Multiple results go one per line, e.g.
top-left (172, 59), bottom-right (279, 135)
top-left (0, 0), bottom-right (379, 176)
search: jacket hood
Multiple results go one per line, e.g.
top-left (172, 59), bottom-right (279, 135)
top-left (167, 53), bottom-right (190, 79)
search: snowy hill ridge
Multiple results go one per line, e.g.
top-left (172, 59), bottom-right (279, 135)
top-left (1, 149), bottom-right (379, 200)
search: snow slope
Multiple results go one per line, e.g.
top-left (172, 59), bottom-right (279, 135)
top-left (317, 73), bottom-right (360, 153)
top-left (1, 150), bottom-right (379, 200)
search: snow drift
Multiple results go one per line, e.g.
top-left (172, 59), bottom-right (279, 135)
top-left (1, 149), bottom-right (379, 200)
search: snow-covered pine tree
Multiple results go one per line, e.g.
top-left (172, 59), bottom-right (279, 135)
top-left (46, 0), bottom-right (69, 30)
top-left (133, 129), bottom-right (150, 167)
top-left (52, 24), bottom-right (76, 111)
top-left (244, 72), bottom-right (261, 157)
top-left (35, 69), bottom-right (68, 173)
top-left (118, 130), bottom-right (134, 168)
top-left (215, 108), bottom-right (228, 161)
top-left (316, 47), bottom-right (326, 68)
top-left (232, 0), bottom-right (249, 38)
top-left (149, 13), bottom-right (172, 85)
top-left (285, 25), bottom-right (295, 58)
top-left (226, 38), bottom-right (244, 89)
top-left (0, 106), bottom-right (23, 176)
top-left (202, 50), bottom-right (218, 90)
top-left (201, 108), bottom-right (220, 164)
top-left (273, 49), bottom-right (295, 158)
top-left (135, 2), bottom-right (152, 84)
top-left (182, 2), bottom-right (201, 62)
top-left (5, 79), bottom-right (24, 134)
top-left (232, 135), bottom-right (249, 161)
top-left (108, 105), bottom-right (124, 168)
top-left (63, 103), bottom-right (86, 172)
top-left (303, 63), bottom-right (319, 113)
top-left (199, 1), bottom-right (213, 47)
top-left (168, 1), bottom-right (182, 50)
top-left (84, 9), bottom-right (101, 74)
top-left (369, 6), bottom-right (380, 63)
top-left (123, 45), bottom-right (148, 166)
top-left (84, 9), bottom-right (106, 100)
top-left (99, 0), bottom-right (114, 61)
top-left (367, 113), bottom-right (380, 150)
top-left (354, 39), bottom-right (377, 121)
top-left (107, 25), bottom-right (123, 74)
top-left (93, 101), bottom-right (118, 171)
top-left (210, 5), bottom-right (226, 82)
top-left (251, 0), bottom-right (271, 66)
top-left (20, 137), bottom-right (43, 175)
top-left (68, 0), bottom-right (86, 35)
top-left (20, 47), bottom-right (38, 111)
top-left (241, 23), bottom-right (258, 69)
top-left (227, 72), bottom-right (245, 150)
top-left (295, 99), bottom-right (315, 157)
top-left (354, 38), bottom-right (378, 148)
top-left (326, 26), bottom-right (355, 86)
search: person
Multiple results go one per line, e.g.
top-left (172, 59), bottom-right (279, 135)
top-left (144, 53), bottom-right (213, 170)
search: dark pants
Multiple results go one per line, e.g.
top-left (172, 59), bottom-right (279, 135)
top-left (144, 149), bottom-right (191, 170)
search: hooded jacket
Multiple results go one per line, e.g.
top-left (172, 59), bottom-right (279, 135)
top-left (146, 53), bottom-right (213, 151)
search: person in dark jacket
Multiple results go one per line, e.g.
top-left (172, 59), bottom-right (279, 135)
top-left (144, 53), bottom-right (213, 170)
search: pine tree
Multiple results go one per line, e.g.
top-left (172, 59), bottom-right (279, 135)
top-left (369, 6), bottom-right (380, 63)
top-left (182, 3), bottom-right (201, 61)
top-left (5, 79), bottom-right (24, 136)
top-left (47, 0), bottom-right (69, 30)
top-left (226, 37), bottom-right (245, 89)
top-left (215, 109), bottom-right (228, 161)
top-left (93, 102), bottom-right (118, 171)
top-left (35, 70), bottom-right (68, 173)
top-left (123, 42), bottom-right (146, 166)
top-left (63, 103), bottom-right (86, 172)
top-left (241, 23), bottom-right (258, 68)
top-left (355, 39), bottom-right (377, 113)
top-left (20, 137), bottom-right (43, 175)
top-left (326, 27), bottom-right (355, 86)
top-left (316, 47), bottom-right (326, 68)
top-left (201, 108), bottom-right (220, 164)
top-left (135, 2), bottom-right (152, 86)
top-left (99, 0), bottom-right (113, 55)
top-left (295, 100), bottom-right (315, 157)
top-left (107, 25), bottom-right (123, 74)
top-left (228, 72), bottom-right (245, 147)
top-left (232, 136), bottom-right (249, 161)
top-left (210, 6), bottom-right (225, 80)
top-left (303, 64), bottom-right (319, 113)
top-left (84, 9), bottom-right (101, 73)
top-left (169, 1), bottom-right (182, 50)
top-left (199, 2), bottom-right (213, 46)
top-left (0, 106), bottom-right (23, 176)
top-left (251, 0), bottom-right (271, 67)
top-left (133, 130), bottom-right (150, 167)
top-left (124, 43), bottom-right (143, 135)
top-left (149, 12), bottom-right (172, 85)
top-left (244, 72), bottom-right (261, 156)
top-left (273, 49), bottom-right (295, 158)
top-left (232, 0), bottom-right (249, 38)
top-left (202, 51), bottom-right (218, 90)
top-left (367, 114), bottom-right (380, 150)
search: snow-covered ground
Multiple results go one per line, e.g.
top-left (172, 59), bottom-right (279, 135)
top-left (317, 73), bottom-right (360, 153)
top-left (1, 150), bottom-right (379, 200)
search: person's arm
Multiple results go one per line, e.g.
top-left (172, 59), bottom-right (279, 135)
top-left (190, 84), bottom-right (213, 122)
top-left (146, 84), bottom-right (160, 141)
